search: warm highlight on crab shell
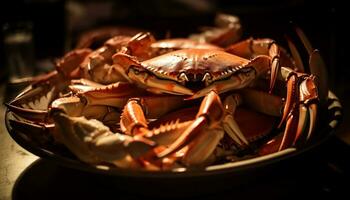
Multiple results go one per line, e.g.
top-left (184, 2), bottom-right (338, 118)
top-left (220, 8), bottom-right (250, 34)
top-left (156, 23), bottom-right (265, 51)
top-left (6, 13), bottom-right (327, 171)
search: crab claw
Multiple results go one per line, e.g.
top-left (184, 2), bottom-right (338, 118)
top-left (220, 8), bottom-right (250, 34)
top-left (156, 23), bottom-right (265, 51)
top-left (51, 111), bottom-right (155, 168)
top-left (278, 74), bottom-right (318, 151)
top-left (6, 78), bottom-right (57, 122)
top-left (6, 49), bottom-right (92, 122)
top-left (222, 94), bottom-right (248, 147)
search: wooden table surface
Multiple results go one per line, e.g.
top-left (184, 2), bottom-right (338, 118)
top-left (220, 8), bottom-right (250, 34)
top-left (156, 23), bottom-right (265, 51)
top-left (0, 85), bottom-right (38, 200)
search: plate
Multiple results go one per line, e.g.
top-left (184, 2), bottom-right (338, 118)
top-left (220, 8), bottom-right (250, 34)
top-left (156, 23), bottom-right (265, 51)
top-left (5, 91), bottom-right (342, 195)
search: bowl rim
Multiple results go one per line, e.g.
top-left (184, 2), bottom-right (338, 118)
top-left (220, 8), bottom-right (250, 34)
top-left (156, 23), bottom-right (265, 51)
top-left (4, 91), bottom-right (342, 178)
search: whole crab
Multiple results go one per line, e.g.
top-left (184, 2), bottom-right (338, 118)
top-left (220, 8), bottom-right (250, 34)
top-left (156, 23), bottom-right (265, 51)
top-left (7, 14), bottom-right (327, 170)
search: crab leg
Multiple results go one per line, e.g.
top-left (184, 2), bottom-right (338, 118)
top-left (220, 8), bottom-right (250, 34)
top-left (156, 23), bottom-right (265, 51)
top-left (220, 91), bottom-right (282, 149)
top-left (120, 99), bottom-right (193, 147)
top-left (70, 81), bottom-right (143, 108)
top-left (7, 82), bottom-right (138, 141)
top-left (51, 96), bottom-right (119, 121)
top-left (222, 94), bottom-right (249, 146)
top-left (6, 49), bottom-right (92, 120)
top-left (238, 65), bottom-right (318, 151)
top-left (276, 67), bottom-right (319, 150)
top-left (120, 95), bottom-right (188, 136)
top-left (181, 127), bottom-right (225, 166)
top-left (70, 81), bottom-right (185, 117)
top-left (119, 98), bottom-right (200, 166)
top-left (6, 103), bottom-right (49, 122)
top-left (226, 38), bottom-right (283, 92)
top-left (8, 72), bottom-right (58, 108)
top-left (120, 99), bottom-right (149, 136)
top-left (239, 88), bottom-right (283, 117)
top-left (77, 33), bottom-right (155, 85)
top-left (189, 13), bottom-right (242, 46)
top-left (6, 80), bottom-right (57, 122)
top-left (7, 81), bottom-right (135, 123)
top-left (156, 91), bottom-right (227, 166)
top-left (297, 76), bottom-right (318, 141)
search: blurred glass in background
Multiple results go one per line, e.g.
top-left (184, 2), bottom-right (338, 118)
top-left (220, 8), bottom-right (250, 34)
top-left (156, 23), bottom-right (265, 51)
top-left (2, 21), bottom-right (35, 82)
top-left (0, 0), bottom-right (65, 84)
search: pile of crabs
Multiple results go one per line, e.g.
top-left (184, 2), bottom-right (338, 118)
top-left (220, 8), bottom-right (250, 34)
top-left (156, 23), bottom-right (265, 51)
top-left (7, 14), bottom-right (328, 170)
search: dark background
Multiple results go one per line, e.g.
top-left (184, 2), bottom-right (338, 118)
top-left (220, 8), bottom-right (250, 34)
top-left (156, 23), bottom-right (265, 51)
top-left (0, 0), bottom-right (349, 199)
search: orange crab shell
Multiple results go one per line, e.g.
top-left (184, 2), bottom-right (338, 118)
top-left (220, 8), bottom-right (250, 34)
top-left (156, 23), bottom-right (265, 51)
top-left (139, 49), bottom-right (255, 83)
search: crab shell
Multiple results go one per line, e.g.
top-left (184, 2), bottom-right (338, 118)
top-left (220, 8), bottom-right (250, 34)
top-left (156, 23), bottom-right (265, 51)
top-left (140, 49), bottom-right (253, 82)
top-left (114, 49), bottom-right (268, 97)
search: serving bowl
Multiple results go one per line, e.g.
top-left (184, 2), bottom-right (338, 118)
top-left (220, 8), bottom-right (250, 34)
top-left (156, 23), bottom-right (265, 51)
top-left (5, 89), bottom-right (342, 196)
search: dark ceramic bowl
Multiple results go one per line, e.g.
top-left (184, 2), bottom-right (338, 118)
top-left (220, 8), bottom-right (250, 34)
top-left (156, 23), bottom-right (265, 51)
top-left (5, 90), bottom-right (342, 196)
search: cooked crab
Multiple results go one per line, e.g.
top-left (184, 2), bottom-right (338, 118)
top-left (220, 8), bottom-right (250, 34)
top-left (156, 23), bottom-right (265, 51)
top-left (6, 15), bottom-right (327, 170)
